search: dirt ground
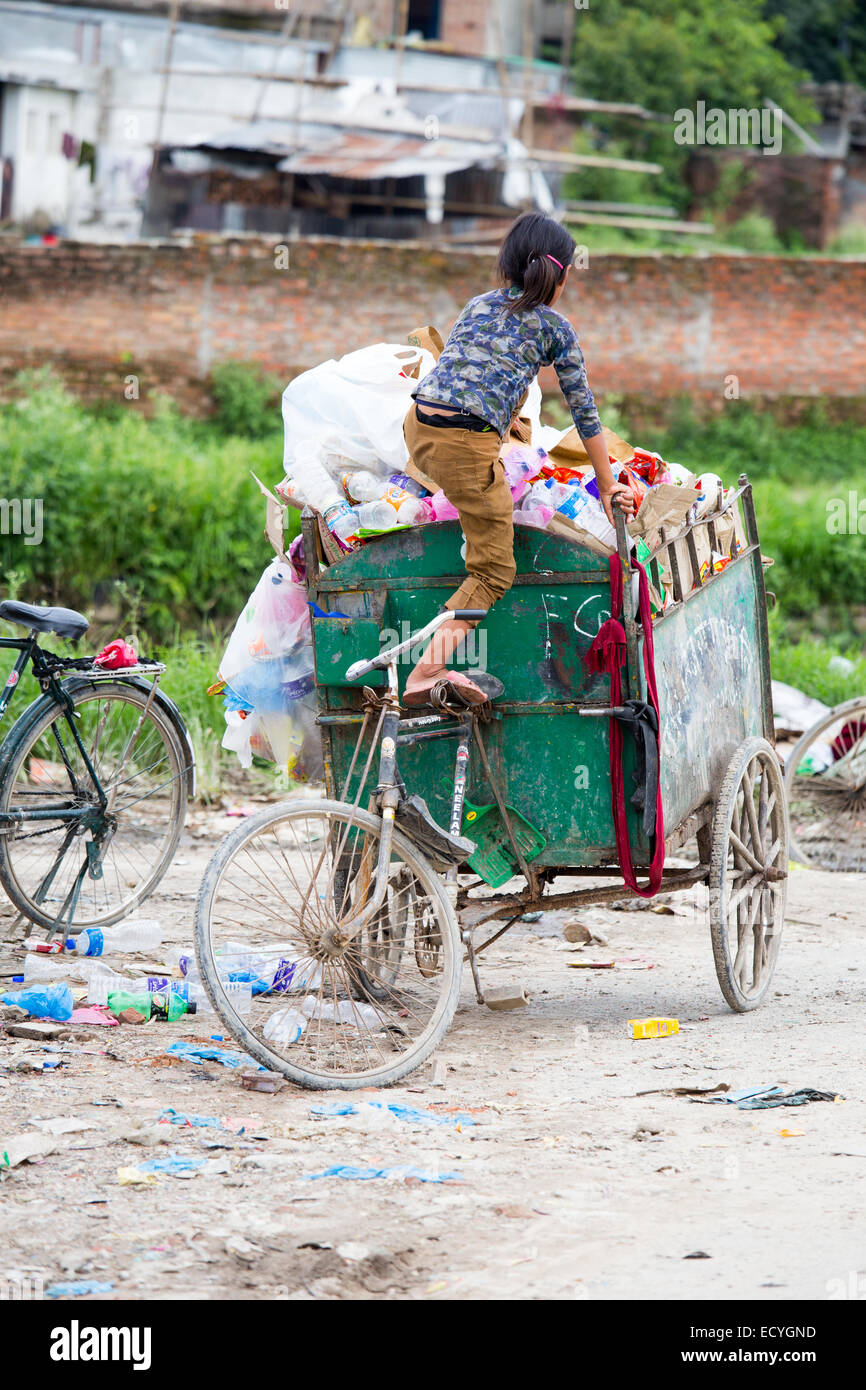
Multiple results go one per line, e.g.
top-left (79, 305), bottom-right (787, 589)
top-left (1, 798), bottom-right (864, 1303)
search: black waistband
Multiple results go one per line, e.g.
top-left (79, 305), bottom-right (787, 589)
top-left (415, 401), bottom-right (495, 433)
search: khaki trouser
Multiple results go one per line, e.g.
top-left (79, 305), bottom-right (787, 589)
top-left (403, 404), bottom-right (516, 613)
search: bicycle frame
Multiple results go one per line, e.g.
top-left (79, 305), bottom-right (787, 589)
top-left (324, 614), bottom-right (476, 949)
top-left (0, 634), bottom-right (110, 816)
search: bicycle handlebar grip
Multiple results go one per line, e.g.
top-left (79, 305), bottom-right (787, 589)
top-left (451, 608), bottom-right (488, 622)
top-left (345, 657), bottom-right (376, 682)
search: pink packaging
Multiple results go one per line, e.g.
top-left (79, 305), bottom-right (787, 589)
top-left (516, 504), bottom-right (555, 530)
top-left (430, 491), bottom-right (459, 522)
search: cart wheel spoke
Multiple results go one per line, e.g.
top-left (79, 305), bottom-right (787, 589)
top-left (709, 739), bottom-right (788, 1012)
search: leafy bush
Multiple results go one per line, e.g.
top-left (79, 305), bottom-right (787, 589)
top-left (0, 369), bottom-right (297, 643)
top-left (210, 361), bottom-right (284, 439)
top-left (723, 213), bottom-right (784, 253)
top-left (828, 224), bottom-right (866, 257)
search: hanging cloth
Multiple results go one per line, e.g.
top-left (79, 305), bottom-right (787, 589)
top-left (584, 555), bottom-right (665, 896)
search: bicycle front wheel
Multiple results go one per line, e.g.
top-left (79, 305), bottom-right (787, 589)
top-left (194, 799), bottom-right (462, 1089)
top-left (0, 679), bottom-right (188, 932)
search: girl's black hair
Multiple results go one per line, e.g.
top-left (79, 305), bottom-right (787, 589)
top-left (496, 211), bottom-right (576, 315)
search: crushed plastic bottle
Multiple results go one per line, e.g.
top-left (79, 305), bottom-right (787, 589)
top-left (298, 994), bottom-right (384, 1029)
top-left (262, 1006), bottom-right (307, 1046)
top-left (71, 920), bottom-right (162, 958)
top-left (186, 979), bottom-right (253, 1018)
top-left (193, 942), bottom-right (320, 996)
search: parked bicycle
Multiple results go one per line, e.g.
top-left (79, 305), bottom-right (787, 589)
top-left (0, 600), bottom-right (194, 936)
top-left (783, 695), bottom-right (866, 873)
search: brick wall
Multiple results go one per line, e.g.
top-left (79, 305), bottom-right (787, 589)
top-left (1, 237), bottom-right (864, 408)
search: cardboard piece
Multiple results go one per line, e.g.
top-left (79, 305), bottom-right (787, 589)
top-left (546, 511), bottom-right (615, 558)
top-left (656, 502), bottom-right (747, 597)
top-left (1, 1133), bottom-right (57, 1168)
top-left (548, 424), bottom-right (634, 468)
top-left (628, 484), bottom-right (696, 540)
top-left (250, 471), bottom-right (291, 561)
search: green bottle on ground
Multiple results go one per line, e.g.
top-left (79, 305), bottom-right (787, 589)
top-left (107, 988), bottom-right (193, 1022)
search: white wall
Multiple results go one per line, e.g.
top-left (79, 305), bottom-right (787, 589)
top-left (1, 82), bottom-right (95, 229)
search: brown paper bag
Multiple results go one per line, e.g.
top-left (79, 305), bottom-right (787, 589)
top-left (548, 424), bottom-right (634, 468)
top-left (406, 325), bottom-right (444, 375)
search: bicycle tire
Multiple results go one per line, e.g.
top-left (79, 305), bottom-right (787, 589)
top-left (194, 798), bottom-right (462, 1090)
top-left (0, 679), bottom-right (189, 931)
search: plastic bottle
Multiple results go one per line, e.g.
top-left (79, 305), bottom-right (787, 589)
top-left (356, 500), bottom-right (401, 531)
top-left (186, 947), bottom-right (317, 997)
top-left (0, 982), bottom-right (74, 1021)
top-left (106, 987), bottom-right (192, 1022)
top-left (263, 1006), bottom-right (307, 1046)
top-left (299, 994), bottom-right (383, 1028)
top-left (22, 954), bottom-right (123, 990)
top-left (329, 507), bottom-right (361, 547)
top-left (556, 485), bottom-right (617, 548)
top-left (388, 471), bottom-right (429, 499)
top-left (516, 500), bottom-right (554, 530)
top-left (22, 956), bottom-right (79, 984)
top-left (186, 979), bottom-right (252, 1019)
top-left (395, 496), bottom-right (432, 525)
top-left (292, 455), bottom-right (348, 514)
top-left (341, 469), bottom-right (388, 504)
top-left (290, 454), bottom-right (357, 544)
top-left (163, 946), bottom-right (195, 976)
top-left (502, 448), bottom-right (541, 490)
top-left (71, 920), bottom-right (162, 957)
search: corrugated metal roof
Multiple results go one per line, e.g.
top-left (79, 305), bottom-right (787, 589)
top-left (274, 129), bottom-right (495, 180)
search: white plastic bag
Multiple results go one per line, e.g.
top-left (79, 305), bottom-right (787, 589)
top-left (216, 558), bottom-right (321, 775)
top-left (281, 342), bottom-right (435, 480)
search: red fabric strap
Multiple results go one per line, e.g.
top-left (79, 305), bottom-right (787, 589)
top-left (585, 555), bottom-right (665, 896)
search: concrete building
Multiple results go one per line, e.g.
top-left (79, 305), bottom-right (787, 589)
top-left (0, 0), bottom-right (564, 239)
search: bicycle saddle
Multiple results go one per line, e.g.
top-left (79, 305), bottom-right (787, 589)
top-left (0, 600), bottom-right (90, 640)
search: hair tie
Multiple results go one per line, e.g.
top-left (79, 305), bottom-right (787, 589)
top-left (546, 254), bottom-right (564, 270)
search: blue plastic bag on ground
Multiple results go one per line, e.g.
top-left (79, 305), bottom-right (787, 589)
top-left (0, 982), bottom-right (73, 1021)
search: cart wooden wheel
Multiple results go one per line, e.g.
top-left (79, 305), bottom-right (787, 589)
top-left (709, 738), bottom-right (788, 1012)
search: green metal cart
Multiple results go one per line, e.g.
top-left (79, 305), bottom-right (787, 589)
top-left (194, 475), bottom-right (788, 1089)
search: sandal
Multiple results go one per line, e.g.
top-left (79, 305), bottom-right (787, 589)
top-left (404, 671), bottom-right (504, 709)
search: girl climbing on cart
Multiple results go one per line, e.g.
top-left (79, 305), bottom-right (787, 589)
top-left (402, 210), bottom-right (635, 708)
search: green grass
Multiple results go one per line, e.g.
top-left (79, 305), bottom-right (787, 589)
top-left (0, 368), bottom-right (298, 644)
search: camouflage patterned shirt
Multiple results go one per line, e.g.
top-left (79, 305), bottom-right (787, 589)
top-left (413, 286), bottom-right (603, 440)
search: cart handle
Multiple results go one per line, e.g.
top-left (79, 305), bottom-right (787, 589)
top-left (345, 609), bottom-right (488, 682)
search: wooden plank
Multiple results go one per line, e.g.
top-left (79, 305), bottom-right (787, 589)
top-left (565, 200), bottom-right (677, 217)
top-left (564, 211), bottom-right (715, 234)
